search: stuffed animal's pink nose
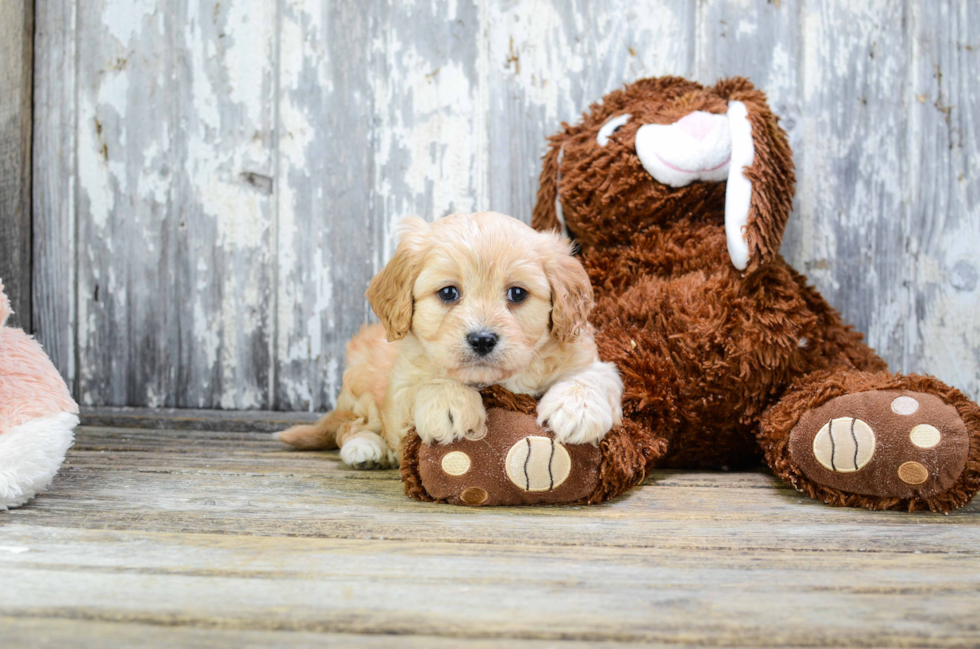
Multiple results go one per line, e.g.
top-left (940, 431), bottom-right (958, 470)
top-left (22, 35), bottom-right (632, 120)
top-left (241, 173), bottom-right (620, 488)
top-left (675, 111), bottom-right (718, 141)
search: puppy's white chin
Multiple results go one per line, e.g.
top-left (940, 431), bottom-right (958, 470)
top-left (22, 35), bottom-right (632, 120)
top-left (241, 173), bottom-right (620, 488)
top-left (448, 364), bottom-right (512, 386)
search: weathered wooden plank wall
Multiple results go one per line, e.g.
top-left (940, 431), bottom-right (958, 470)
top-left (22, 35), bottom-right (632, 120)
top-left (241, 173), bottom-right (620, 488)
top-left (32, 0), bottom-right (76, 388)
top-left (0, 0), bottom-right (34, 331)
top-left (31, 0), bottom-right (980, 409)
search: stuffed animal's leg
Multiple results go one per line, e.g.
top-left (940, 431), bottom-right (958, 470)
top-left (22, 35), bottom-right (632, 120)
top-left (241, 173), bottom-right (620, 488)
top-left (758, 370), bottom-right (980, 512)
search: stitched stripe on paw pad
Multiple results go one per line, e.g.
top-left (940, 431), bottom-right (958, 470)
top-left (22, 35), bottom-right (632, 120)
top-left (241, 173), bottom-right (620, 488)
top-left (812, 417), bottom-right (876, 473)
top-left (505, 436), bottom-right (571, 492)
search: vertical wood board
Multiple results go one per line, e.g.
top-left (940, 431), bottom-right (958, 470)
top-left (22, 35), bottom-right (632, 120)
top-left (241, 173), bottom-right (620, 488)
top-left (0, 0), bottom-right (34, 331)
top-left (906, 0), bottom-right (980, 396)
top-left (74, 0), bottom-right (180, 406)
top-left (798, 0), bottom-right (910, 368)
top-left (275, 0), bottom-right (378, 411)
top-left (32, 0), bottom-right (77, 392)
top-left (173, 0), bottom-right (277, 409)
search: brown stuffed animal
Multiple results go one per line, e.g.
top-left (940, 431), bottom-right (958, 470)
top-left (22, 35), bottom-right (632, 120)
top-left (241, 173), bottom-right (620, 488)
top-left (404, 75), bottom-right (980, 513)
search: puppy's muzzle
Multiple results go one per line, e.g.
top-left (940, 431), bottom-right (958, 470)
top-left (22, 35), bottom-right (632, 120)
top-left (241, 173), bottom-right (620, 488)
top-left (466, 330), bottom-right (498, 357)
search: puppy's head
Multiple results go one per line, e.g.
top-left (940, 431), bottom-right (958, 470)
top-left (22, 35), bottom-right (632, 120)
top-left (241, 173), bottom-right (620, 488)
top-left (367, 212), bottom-right (593, 385)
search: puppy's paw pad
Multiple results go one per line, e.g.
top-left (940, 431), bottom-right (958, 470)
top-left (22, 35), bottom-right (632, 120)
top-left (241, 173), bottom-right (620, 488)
top-left (537, 381), bottom-right (617, 445)
top-left (340, 436), bottom-right (390, 470)
top-left (449, 405), bottom-right (488, 441)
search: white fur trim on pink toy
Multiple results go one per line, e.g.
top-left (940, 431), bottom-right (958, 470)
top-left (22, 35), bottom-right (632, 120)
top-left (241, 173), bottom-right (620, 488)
top-left (0, 412), bottom-right (77, 510)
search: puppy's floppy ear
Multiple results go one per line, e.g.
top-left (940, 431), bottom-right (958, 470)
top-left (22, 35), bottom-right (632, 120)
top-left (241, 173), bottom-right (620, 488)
top-left (544, 235), bottom-right (594, 343)
top-left (531, 131), bottom-right (569, 234)
top-left (366, 216), bottom-right (429, 342)
top-left (714, 77), bottom-right (795, 272)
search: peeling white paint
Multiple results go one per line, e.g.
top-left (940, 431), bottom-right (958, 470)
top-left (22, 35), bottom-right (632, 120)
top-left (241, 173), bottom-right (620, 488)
top-left (40, 0), bottom-right (980, 409)
top-left (102, 0), bottom-right (157, 47)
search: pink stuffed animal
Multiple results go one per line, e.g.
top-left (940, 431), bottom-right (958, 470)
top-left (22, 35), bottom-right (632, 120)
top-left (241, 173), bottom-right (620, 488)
top-left (0, 280), bottom-right (78, 509)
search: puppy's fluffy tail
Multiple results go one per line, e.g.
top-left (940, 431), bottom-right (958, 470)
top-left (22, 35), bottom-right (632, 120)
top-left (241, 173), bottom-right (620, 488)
top-left (275, 409), bottom-right (356, 450)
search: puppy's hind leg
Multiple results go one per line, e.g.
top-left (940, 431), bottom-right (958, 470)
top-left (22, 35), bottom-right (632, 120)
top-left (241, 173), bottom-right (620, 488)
top-left (335, 392), bottom-right (395, 469)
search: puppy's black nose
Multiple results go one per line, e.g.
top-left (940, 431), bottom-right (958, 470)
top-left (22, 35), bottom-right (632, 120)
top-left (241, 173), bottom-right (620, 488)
top-left (467, 331), bottom-right (498, 356)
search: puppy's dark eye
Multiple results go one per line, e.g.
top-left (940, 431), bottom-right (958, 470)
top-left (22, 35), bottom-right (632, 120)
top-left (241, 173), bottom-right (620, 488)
top-left (507, 287), bottom-right (528, 304)
top-left (437, 286), bottom-right (459, 303)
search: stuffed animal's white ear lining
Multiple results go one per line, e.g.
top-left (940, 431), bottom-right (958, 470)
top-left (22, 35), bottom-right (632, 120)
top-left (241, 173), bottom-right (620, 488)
top-left (725, 101), bottom-right (754, 271)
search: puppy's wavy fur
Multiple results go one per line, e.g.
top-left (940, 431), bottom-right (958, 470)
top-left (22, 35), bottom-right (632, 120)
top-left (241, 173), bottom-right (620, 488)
top-left (277, 211), bottom-right (623, 468)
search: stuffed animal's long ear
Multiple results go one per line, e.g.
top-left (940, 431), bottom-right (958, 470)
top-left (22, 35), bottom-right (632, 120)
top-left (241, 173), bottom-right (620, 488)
top-left (544, 235), bottom-right (594, 343)
top-left (531, 132), bottom-right (568, 234)
top-left (365, 216), bottom-right (429, 342)
top-left (715, 78), bottom-right (795, 272)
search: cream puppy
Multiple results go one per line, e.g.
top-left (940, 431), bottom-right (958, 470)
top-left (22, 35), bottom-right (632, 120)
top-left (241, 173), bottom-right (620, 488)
top-left (277, 211), bottom-right (622, 469)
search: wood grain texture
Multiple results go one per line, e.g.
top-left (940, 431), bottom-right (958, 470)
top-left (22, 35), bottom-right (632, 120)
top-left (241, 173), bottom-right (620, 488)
top-left (31, 0), bottom-right (77, 391)
top-left (30, 0), bottom-right (980, 407)
top-left (173, 0), bottom-right (278, 409)
top-left (798, 0), bottom-right (909, 368)
top-left (906, 0), bottom-right (980, 398)
top-left (275, 0), bottom-right (379, 411)
top-left (74, 0), bottom-right (180, 407)
top-left (1, 421), bottom-right (979, 646)
top-left (0, 618), bottom-right (631, 649)
top-left (0, 0), bottom-right (33, 331)
top-left (372, 0), bottom-right (486, 228)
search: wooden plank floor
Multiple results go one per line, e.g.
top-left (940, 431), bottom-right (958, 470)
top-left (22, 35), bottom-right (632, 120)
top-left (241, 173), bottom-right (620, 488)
top-left (2, 410), bottom-right (980, 647)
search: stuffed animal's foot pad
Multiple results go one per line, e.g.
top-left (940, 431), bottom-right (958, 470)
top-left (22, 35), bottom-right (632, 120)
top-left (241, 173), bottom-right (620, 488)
top-left (417, 408), bottom-right (601, 506)
top-left (789, 391), bottom-right (970, 499)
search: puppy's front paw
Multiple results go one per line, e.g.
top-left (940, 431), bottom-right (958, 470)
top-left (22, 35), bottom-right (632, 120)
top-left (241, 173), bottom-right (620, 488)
top-left (340, 433), bottom-right (395, 470)
top-left (414, 383), bottom-right (487, 445)
top-left (538, 377), bottom-right (622, 445)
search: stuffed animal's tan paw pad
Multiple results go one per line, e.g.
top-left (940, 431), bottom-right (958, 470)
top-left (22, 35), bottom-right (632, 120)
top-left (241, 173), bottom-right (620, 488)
top-left (504, 436), bottom-right (572, 492)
